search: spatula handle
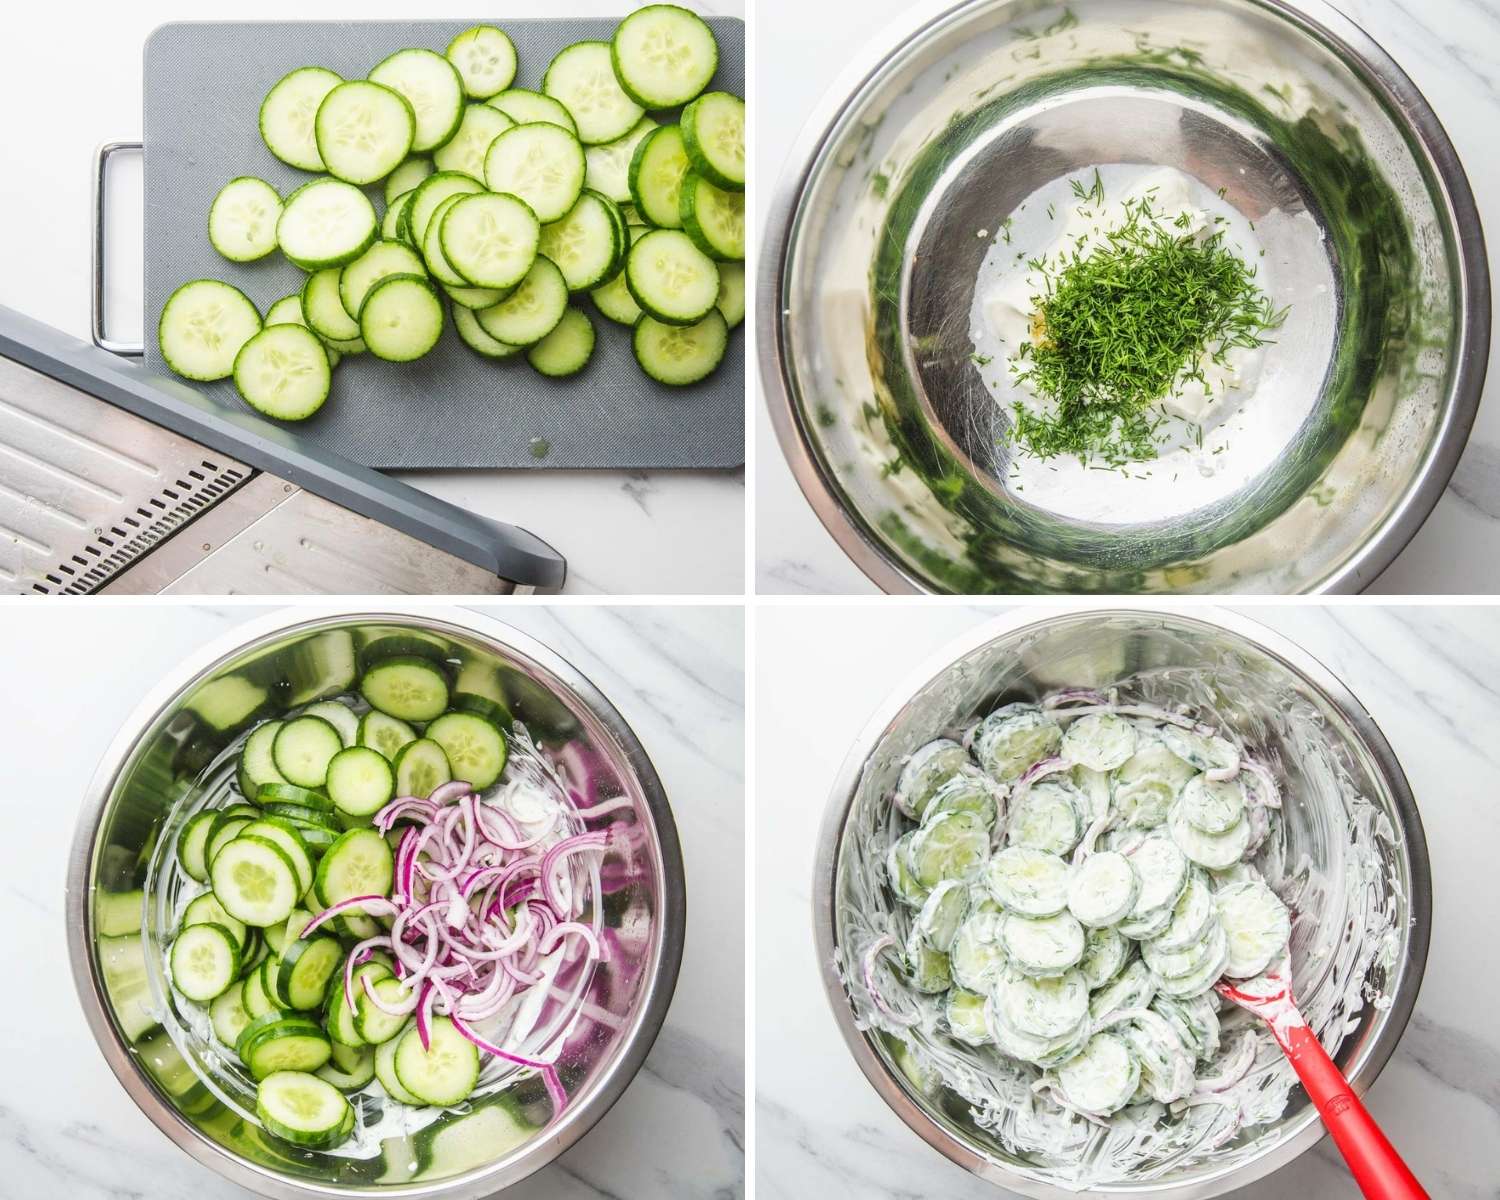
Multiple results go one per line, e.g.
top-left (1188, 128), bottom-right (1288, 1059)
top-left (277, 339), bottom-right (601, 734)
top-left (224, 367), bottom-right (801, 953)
top-left (1278, 1024), bottom-right (1428, 1200)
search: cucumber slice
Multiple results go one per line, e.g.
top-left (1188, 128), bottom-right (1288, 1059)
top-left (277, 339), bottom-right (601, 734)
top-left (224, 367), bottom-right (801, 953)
top-left (1008, 780), bottom-right (1084, 855)
top-left (357, 710), bottom-right (418, 760)
top-left (177, 811), bottom-right (217, 883)
top-left (970, 704), bottom-right (1062, 782)
top-left (355, 975), bottom-right (413, 1044)
top-left (894, 739), bottom-right (971, 820)
top-left (914, 879), bottom-right (968, 953)
top-left (488, 88), bottom-right (578, 135)
top-left (950, 911), bottom-right (1008, 992)
top-left (301, 701), bottom-right (358, 745)
top-left (277, 178), bottom-right (378, 270)
top-left (238, 819), bottom-right (315, 896)
top-left (257, 783), bottom-right (334, 812)
top-left (260, 67), bottom-right (342, 172)
top-left (394, 1017), bottom-right (479, 1105)
top-left (1151, 870), bottom-right (1216, 953)
top-left (206, 815), bottom-right (255, 867)
top-left (385, 157), bottom-right (434, 205)
top-left (1159, 726), bottom-right (1239, 773)
top-left (584, 118), bottom-right (658, 205)
top-left (906, 810), bottom-right (988, 889)
top-left (257, 1070), bottom-right (351, 1148)
top-left (301, 267), bottom-right (363, 343)
top-left (542, 41), bottom-right (644, 145)
top-left (326, 746), bottom-right (397, 817)
top-left (384, 193), bottom-right (413, 242)
top-left (170, 923), bottom-right (240, 1001)
top-left (453, 304), bottom-right (523, 359)
top-left (241, 968), bottom-right (274, 1020)
top-left (340, 240), bottom-right (428, 321)
top-left (1179, 774), bottom-right (1246, 835)
top-left (884, 832), bottom-right (929, 908)
top-left (277, 934), bottom-right (343, 1010)
top-left (444, 281), bottom-right (511, 310)
top-left (318, 1043), bottom-right (377, 1091)
top-left (626, 229), bottom-right (719, 325)
top-left (985, 846), bottom-right (1071, 917)
top-left (1066, 850), bottom-right (1139, 927)
top-left (212, 836), bottom-right (301, 927)
top-left (1153, 922), bottom-right (1231, 998)
top-left (422, 195), bottom-right (476, 287)
top-left (315, 828), bottom-right (395, 910)
top-left (425, 711), bottom-right (508, 790)
top-left (408, 171), bottom-right (485, 247)
top-left (183, 893), bottom-right (249, 950)
top-left (1090, 960), bottom-right (1158, 1023)
top-left (327, 960), bottom-right (388, 1047)
top-left (1062, 713), bottom-right (1138, 771)
top-left (1216, 880), bottom-right (1292, 978)
top-left (633, 311), bottom-right (727, 384)
top-left (1152, 993), bottom-right (1221, 1062)
top-left (924, 771), bottom-right (999, 828)
top-left (441, 192), bottom-right (540, 289)
top-left (591, 222), bottom-right (646, 325)
top-left (1126, 834), bottom-right (1191, 920)
top-left (679, 172), bottom-right (744, 260)
top-left (360, 655), bottom-right (450, 721)
top-left (375, 1023), bottom-right (424, 1103)
top-left (1168, 798), bottom-right (1251, 870)
top-left (393, 738), bottom-right (453, 799)
top-left (368, 48), bottom-right (465, 154)
top-left (483, 123), bottom-right (586, 224)
top-left (998, 969), bottom-right (1088, 1038)
top-left (1141, 915), bottom-right (1224, 979)
top-left (210, 984), bottom-right (254, 1047)
top-left (611, 5), bottom-right (719, 109)
top-left (716, 261), bottom-right (744, 328)
top-left (432, 102), bottom-right (515, 182)
top-left (158, 280), bottom-right (261, 382)
top-left (1079, 925), bottom-right (1129, 989)
top-left (902, 924), bottom-right (951, 993)
top-left (264, 297), bottom-right (341, 369)
top-left (273, 716), bottom-right (344, 789)
top-left (1058, 1032), bottom-right (1141, 1116)
top-left (476, 256), bottom-right (569, 346)
top-left (945, 989), bottom-right (992, 1046)
top-left (527, 307), bottom-right (595, 377)
top-left (539, 191), bottom-right (624, 291)
top-left (1001, 911), bottom-right (1086, 976)
top-left (208, 177), bottom-right (282, 262)
top-left (232, 326), bottom-right (331, 422)
top-left (990, 1005), bottom-right (1090, 1068)
top-left (628, 125), bottom-right (690, 229)
top-left (315, 80), bottom-right (415, 185)
top-left (681, 91), bottom-right (744, 191)
top-left (447, 25), bottom-right (518, 99)
top-left (359, 274), bottom-right (445, 362)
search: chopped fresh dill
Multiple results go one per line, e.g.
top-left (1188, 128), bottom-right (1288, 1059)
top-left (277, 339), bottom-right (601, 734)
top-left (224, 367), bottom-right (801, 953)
top-left (1007, 186), bottom-right (1287, 468)
top-left (1046, 202), bottom-right (1056, 220)
top-left (971, 353), bottom-right (994, 366)
top-left (1000, 217), bottom-right (1014, 244)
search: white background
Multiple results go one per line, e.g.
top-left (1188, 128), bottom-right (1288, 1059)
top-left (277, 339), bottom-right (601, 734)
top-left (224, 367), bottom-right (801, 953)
top-left (754, 0), bottom-right (1500, 594)
top-left (0, 602), bottom-right (745, 1198)
top-left (0, 0), bottom-right (745, 596)
top-left (755, 602), bottom-right (1500, 1197)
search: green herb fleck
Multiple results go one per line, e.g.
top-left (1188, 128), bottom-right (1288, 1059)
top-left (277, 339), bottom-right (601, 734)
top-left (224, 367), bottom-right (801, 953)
top-left (970, 353), bottom-right (994, 367)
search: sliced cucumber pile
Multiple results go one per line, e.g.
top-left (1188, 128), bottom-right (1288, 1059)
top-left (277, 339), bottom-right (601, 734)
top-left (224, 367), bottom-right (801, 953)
top-left (873, 693), bottom-right (1292, 1119)
top-left (162, 15), bottom-right (742, 413)
top-left (165, 654), bottom-right (522, 1150)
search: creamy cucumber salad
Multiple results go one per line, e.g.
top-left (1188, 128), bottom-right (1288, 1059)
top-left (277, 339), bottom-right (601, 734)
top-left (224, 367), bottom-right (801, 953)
top-left (864, 689), bottom-right (1295, 1137)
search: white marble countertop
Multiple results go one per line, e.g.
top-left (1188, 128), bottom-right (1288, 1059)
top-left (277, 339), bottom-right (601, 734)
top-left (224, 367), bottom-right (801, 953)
top-left (0, 0), bottom-right (743, 596)
top-left (754, 0), bottom-right (1500, 595)
top-left (755, 604), bottom-right (1500, 1197)
top-left (0, 603), bottom-right (744, 1198)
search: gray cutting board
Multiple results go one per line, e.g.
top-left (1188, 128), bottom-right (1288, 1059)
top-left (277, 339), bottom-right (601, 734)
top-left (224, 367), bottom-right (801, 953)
top-left (143, 18), bottom-right (745, 469)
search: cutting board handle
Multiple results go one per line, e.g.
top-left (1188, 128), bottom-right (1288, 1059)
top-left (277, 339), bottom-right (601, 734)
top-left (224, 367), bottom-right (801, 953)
top-left (93, 140), bottom-right (145, 357)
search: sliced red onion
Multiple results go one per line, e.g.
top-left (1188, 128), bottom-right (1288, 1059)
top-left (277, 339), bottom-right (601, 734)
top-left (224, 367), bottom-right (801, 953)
top-left (1241, 758), bottom-right (1283, 809)
top-left (1009, 755), bottom-right (1074, 806)
top-left (1041, 702), bottom-right (1216, 736)
top-left (361, 971), bottom-right (418, 1017)
top-left (1043, 688), bottom-right (1111, 710)
top-left (427, 779), bottom-right (478, 807)
top-left (1190, 1033), bottom-right (1257, 1097)
top-left (299, 895), bottom-right (398, 938)
top-left (449, 1014), bottom-right (567, 1113)
top-left (861, 934), bottom-right (918, 1027)
top-left (539, 831), bottom-right (610, 912)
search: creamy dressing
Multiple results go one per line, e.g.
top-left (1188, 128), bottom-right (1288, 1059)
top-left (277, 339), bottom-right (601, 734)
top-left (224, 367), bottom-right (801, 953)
top-left (967, 164), bottom-right (1303, 523)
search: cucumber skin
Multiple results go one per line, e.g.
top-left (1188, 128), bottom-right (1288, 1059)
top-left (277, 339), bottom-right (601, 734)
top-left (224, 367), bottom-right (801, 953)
top-left (276, 180), bottom-right (378, 271)
top-left (358, 275), bottom-right (446, 363)
top-left (627, 125), bottom-right (688, 230)
top-left (208, 177), bottom-right (283, 263)
top-left (159, 280), bottom-right (262, 382)
top-left (609, 6), bottom-right (720, 110)
top-left (632, 311), bottom-right (728, 386)
top-left (679, 173), bottom-right (744, 262)
top-left (624, 230), bottom-right (720, 327)
top-left (259, 67), bottom-right (342, 172)
top-left (234, 327), bottom-right (333, 423)
top-left (542, 41), bottom-right (644, 146)
top-left (368, 49), bottom-right (466, 154)
top-left (680, 93), bottom-right (745, 192)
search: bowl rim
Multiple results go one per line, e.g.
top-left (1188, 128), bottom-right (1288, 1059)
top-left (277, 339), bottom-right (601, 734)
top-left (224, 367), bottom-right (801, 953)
top-left (65, 604), bottom-right (686, 1200)
top-left (811, 603), bottom-right (1432, 1197)
top-left (757, 0), bottom-right (1491, 596)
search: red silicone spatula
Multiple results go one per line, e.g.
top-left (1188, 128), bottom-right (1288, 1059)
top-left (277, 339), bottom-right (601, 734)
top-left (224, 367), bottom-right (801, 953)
top-left (1216, 958), bottom-right (1427, 1200)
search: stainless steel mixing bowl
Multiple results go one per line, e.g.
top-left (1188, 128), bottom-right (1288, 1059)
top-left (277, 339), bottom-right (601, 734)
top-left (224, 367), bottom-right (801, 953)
top-left (814, 606), bottom-right (1430, 1196)
top-left (761, 0), bottom-right (1490, 594)
top-left (66, 608), bottom-right (685, 1199)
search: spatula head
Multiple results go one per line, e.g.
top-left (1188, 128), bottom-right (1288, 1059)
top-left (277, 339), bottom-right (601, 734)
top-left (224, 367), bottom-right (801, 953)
top-left (1215, 956), bottom-right (1296, 1020)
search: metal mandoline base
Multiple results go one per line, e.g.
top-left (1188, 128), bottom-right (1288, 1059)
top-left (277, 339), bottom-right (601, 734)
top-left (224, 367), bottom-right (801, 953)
top-left (0, 307), bottom-right (566, 594)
